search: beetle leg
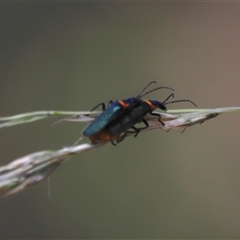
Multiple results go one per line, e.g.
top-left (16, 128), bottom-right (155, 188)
top-left (149, 111), bottom-right (165, 126)
top-left (90, 102), bottom-right (107, 112)
top-left (110, 136), bottom-right (117, 146)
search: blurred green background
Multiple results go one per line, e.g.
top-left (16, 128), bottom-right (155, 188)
top-left (1, 2), bottom-right (240, 238)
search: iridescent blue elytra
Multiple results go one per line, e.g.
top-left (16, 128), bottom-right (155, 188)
top-left (83, 100), bottom-right (131, 137)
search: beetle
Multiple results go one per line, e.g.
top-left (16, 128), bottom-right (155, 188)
top-left (114, 95), bottom-right (197, 143)
top-left (82, 81), bottom-right (173, 137)
top-left (89, 92), bottom-right (197, 145)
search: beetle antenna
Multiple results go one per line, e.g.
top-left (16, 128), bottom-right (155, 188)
top-left (164, 99), bottom-right (197, 107)
top-left (139, 86), bottom-right (174, 99)
top-left (136, 81), bottom-right (157, 98)
top-left (162, 93), bottom-right (175, 104)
